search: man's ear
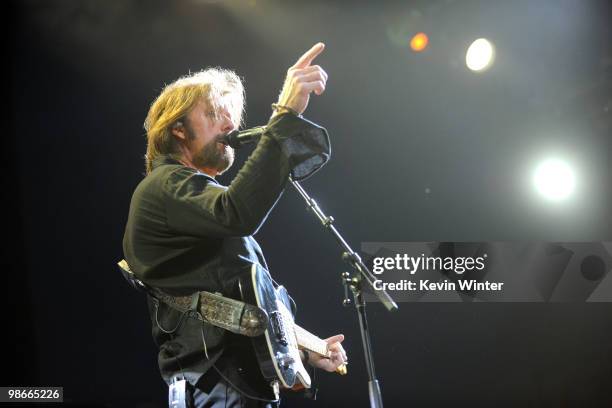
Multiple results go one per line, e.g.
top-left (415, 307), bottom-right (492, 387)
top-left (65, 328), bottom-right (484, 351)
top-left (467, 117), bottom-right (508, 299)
top-left (171, 121), bottom-right (186, 141)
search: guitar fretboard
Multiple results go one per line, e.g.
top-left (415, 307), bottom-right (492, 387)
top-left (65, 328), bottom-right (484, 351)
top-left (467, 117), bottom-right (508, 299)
top-left (294, 325), bottom-right (329, 357)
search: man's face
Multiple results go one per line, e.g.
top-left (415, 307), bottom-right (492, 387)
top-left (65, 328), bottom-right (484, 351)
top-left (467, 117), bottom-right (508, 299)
top-left (180, 99), bottom-right (236, 176)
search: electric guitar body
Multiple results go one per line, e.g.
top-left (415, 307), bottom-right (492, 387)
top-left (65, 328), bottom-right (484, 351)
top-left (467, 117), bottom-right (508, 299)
top-left (238, 263), bottom-right (312, 389)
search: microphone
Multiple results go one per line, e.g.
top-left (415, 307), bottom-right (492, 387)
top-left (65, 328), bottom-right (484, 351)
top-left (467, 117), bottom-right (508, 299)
top-left (218, 126), bottom-right (267, 149)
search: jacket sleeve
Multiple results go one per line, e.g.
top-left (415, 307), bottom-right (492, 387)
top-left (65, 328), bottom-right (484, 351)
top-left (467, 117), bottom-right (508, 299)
top-left (163, 113), bottom-right (331, 238)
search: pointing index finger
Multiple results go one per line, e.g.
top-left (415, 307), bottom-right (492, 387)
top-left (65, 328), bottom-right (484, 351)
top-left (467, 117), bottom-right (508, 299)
top-left (292, 42), bottom-right (325, 69)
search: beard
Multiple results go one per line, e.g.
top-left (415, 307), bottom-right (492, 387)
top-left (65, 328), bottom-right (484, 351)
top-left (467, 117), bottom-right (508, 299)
top-left (183, 118), bottom-right (235, 175)
top-left (192, 135), bottom-right (235, 175)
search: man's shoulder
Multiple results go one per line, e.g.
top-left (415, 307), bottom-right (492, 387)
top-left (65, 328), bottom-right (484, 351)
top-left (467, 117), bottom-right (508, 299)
top-left (137, 164), bottom-right (220, 199)
top-left (129, 164), bottom-right (184, 201)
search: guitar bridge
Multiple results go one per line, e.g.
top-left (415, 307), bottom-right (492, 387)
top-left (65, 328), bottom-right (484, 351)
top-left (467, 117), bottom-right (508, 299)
top-left (270, 311), bottom-right (288, 346)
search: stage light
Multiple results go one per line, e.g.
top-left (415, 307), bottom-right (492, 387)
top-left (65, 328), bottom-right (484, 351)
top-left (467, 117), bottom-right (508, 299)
top-left (410, 32), bottom-right (428, 52)
top-left (465, 38), bottom-right (495, 72)
top-left (533, 158), bottom-right (576, 201)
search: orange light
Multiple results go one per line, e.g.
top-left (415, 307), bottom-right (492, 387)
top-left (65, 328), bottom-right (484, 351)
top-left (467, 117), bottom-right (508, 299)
top-left (410, 32), bottom-right (429, 52)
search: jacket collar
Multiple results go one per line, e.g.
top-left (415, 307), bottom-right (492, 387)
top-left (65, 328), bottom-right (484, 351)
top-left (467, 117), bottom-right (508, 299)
top-left (151, 155), bottom-right (183, 170)
top-left (151, 155), bottom-right (217, 182)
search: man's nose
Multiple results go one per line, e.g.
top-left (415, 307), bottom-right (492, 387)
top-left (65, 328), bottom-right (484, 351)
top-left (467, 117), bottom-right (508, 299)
top-left (220, 114), bottom-right (235, 133)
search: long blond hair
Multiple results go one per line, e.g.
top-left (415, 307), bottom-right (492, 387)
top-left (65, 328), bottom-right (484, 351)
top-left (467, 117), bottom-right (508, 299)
top-left (143, 68), bottom-right (244, 174)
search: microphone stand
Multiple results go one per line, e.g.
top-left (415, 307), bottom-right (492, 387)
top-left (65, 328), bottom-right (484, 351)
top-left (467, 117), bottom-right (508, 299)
top-left (289, 175), bottom-right (398, 408)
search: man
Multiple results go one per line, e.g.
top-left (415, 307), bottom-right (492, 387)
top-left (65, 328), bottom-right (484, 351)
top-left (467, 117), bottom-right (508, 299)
top-left (123, 43), bottom-right (347, 407)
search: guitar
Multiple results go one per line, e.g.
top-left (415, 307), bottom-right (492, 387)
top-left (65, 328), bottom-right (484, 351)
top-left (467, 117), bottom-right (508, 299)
top-left (238, 263), bottom-right (347, 390)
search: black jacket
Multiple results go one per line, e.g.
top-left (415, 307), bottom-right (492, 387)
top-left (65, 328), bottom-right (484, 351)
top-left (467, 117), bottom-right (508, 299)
top-left (122, 113), bottom-right (330, 398)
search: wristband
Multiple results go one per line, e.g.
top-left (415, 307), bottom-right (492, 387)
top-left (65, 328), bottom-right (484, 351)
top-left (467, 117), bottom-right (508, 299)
top-left (271, 103), bottom-right (301, 117)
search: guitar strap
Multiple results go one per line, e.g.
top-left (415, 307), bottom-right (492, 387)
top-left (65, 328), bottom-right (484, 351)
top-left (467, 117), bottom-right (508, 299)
top-left (117, 259), bottom-right (268, 337)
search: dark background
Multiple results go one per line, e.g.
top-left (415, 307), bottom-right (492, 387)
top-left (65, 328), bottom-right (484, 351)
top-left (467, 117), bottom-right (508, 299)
top-left (9, 0), bottom-right (612, 407)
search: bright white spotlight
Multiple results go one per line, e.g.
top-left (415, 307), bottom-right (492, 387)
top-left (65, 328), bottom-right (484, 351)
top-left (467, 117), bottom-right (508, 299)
top-left (533, 158), bottom-right (576, 201)
top-left (465, 38), bottom-right (495, 72)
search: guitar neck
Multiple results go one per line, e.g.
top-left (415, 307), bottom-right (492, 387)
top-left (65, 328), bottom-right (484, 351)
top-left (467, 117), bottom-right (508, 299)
top-left (294, 324), bottom-right (329, 357)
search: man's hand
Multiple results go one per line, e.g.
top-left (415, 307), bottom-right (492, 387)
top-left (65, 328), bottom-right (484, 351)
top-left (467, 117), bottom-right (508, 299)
top-left (306, 334), bottom-right (348, 373)
top-left (273, 42), bottom-right (328, 117)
